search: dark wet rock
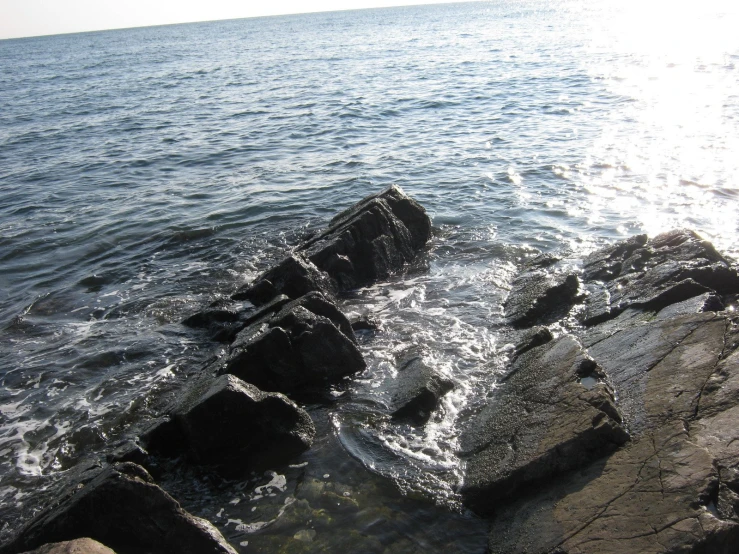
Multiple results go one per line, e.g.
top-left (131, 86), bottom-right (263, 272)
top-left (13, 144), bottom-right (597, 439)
top-left (460, 335), bottom-right (628, 514)
top-left (511, 325), bottom-right (553, 360)
top-left (232, 255), bottom-right (337, 305)
top-left (182, 309), bottom-right (239, 328)
top-left (389, 356), bottom-right (454, 426)
top-left (0, 463), bottom-right (236, 554)
top-left (182, 308), bottom-right (241, 342)
top-left (299, 185), bottom-right (430, 291)
top-left (20, 538), bottom-right (116, 554)
top-left (503, 269), bottom-right (580, 328)
top-left (350, 315), bottom-right (381, 332)
top-left (143, 374), bottom-right (314, 473)
top-left (579, 229), bottom-right (739, 324)
top-left (182, 295), bottom-right (295, 343)
top-left (221, 293), bottom-right (365, 393)
top-left (237, 186), bottom-right (431, 305)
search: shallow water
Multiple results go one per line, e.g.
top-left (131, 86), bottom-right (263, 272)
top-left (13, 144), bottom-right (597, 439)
top-left (1, 0), bottom-right (738, 550)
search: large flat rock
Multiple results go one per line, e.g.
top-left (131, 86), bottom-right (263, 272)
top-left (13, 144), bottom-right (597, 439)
top-left (472, 230), bottom-right (739, 553)
top-left (460, 335), bottom-right (628, 513)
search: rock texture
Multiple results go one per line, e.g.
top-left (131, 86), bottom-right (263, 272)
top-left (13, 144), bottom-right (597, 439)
top-left (144, 374), bottom-right (315, 474)
top-left (389, 355), bottom-right (454, 426)
top-left (503, 259), bottom-right (580, 328)
top-left (468, 229), bottom-right (739, 553)
top-left (580, 229), bottom-right (739, 325)
top-left (20, 538), bottom-right (116, 554)
top-left (220, 292), bottom-right (365, 393)
top-left (460, 335), bottom-right (628, 513)
top-left (0, 463), bottom-right (236, 554)
top-left (234, 185), bottom-right (431, 304)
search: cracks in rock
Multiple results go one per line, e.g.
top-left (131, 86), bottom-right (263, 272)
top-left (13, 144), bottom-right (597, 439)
top-left (644, 315), bottom-right (716, 375)
top-left (693, 317), bottom-right (731, 420)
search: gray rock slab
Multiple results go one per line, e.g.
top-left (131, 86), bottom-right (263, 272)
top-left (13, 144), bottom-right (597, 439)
top-left (460, 335), bottom-right (628, 513)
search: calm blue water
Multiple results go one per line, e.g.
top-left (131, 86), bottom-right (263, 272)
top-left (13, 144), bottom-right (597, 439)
top-left (1, 1), bottom-right (739, 550)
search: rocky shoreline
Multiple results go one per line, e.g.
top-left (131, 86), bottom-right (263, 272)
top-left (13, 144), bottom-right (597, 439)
top-left (2, 189), bottom-right (738, 553)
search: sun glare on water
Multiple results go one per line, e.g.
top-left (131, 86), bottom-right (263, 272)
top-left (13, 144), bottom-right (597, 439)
top-left (578, 0), bottom-right (739, 256)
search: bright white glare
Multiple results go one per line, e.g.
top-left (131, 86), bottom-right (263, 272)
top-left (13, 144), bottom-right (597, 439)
top-left (0, 0), bottom-right (470, 40)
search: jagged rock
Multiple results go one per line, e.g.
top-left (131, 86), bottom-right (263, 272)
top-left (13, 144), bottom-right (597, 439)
top-left (232, 255), bottom-right (337, 305)
top-left (389, 355), bottom-right (454, 426)
top-left (580, 229), bottom-right (739, 324)
top-left (460, 335), bottom-right (628, 514)
top-left (0, 463), bottom-right (236, 554)
top-left (475, 230), bottom-right (739, 553)
top-left (182, 295), bottom-right (294, 343)
top-left (511, 325), bottom-right (553, 360)
top-left (221, 293), bottom-right (365, 393)
top-left (144, 374), bottom-right (314, 473)
top-left (236, 186), bottom-right (431, 304)
top-left (20, 538), bottom-right (116, 554)
top-left (503, 269), bottom-right (580, 328)
top-left (350, 315), bottom-right (381, 332)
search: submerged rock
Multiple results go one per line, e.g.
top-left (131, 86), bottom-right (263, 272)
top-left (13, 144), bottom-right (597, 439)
top-left (389, 355), bottom-right (454, 426)
top-left (220, 292), bottom-right (365, 393)
top-left (0, 463), bottom-right (236, 554)
top-left (144, 374), bottom-right (315, 473)
top-left (236, 185), bottom-right (431, 304)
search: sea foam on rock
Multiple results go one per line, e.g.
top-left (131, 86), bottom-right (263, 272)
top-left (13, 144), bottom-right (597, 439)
top-left (467, 229), bottom-right (739, 553)
top-left (389, 353), bottom-right (454, 426)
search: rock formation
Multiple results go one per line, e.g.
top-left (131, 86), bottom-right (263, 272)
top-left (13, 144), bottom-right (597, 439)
top-left (464, 229), bottom-right (739, 553)
top-left (0, 463), bottom-right (236, 554)
top-left (233, 185), bottom-right (431, 303)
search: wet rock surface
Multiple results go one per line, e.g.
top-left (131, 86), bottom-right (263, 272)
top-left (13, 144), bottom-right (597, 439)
top-left (144, 374), bottom-right (315, 474)
top-left (389, 355), bottom-right (454, 426)
top-left (503, 265), bottom-right (580, 328)
top-left (0, 463), bottom-right (236, 554)
top-left (470, 230), bottom-right (739, 553)
top-left (220, 292), bottom-right (365, 393)
top-left (460, 335), bottom-right (628, 513)
top-left (237, 185), bottom-right (431, 303)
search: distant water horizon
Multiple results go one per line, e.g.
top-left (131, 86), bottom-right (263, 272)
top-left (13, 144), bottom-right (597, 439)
top-left (1, 1), bottom-right (738, 550)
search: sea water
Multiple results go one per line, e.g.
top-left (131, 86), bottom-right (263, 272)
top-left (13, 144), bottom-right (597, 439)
top-left (1, 0), bottom-right (738, 550)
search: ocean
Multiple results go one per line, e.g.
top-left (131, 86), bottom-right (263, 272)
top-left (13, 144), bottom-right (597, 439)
top-left (1, 0), bottom-right (738, 550)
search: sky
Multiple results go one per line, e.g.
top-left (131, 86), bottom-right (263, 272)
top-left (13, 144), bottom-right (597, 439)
top-left (0, 0), bottom-right (465, 40)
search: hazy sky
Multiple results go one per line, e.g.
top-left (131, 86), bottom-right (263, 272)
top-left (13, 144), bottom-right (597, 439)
top-left (0, 0), bottom-right (465, 40)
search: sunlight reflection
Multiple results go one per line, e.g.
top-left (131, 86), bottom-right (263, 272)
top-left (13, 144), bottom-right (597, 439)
top-left (578, 0), bottom-right (739, 257)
